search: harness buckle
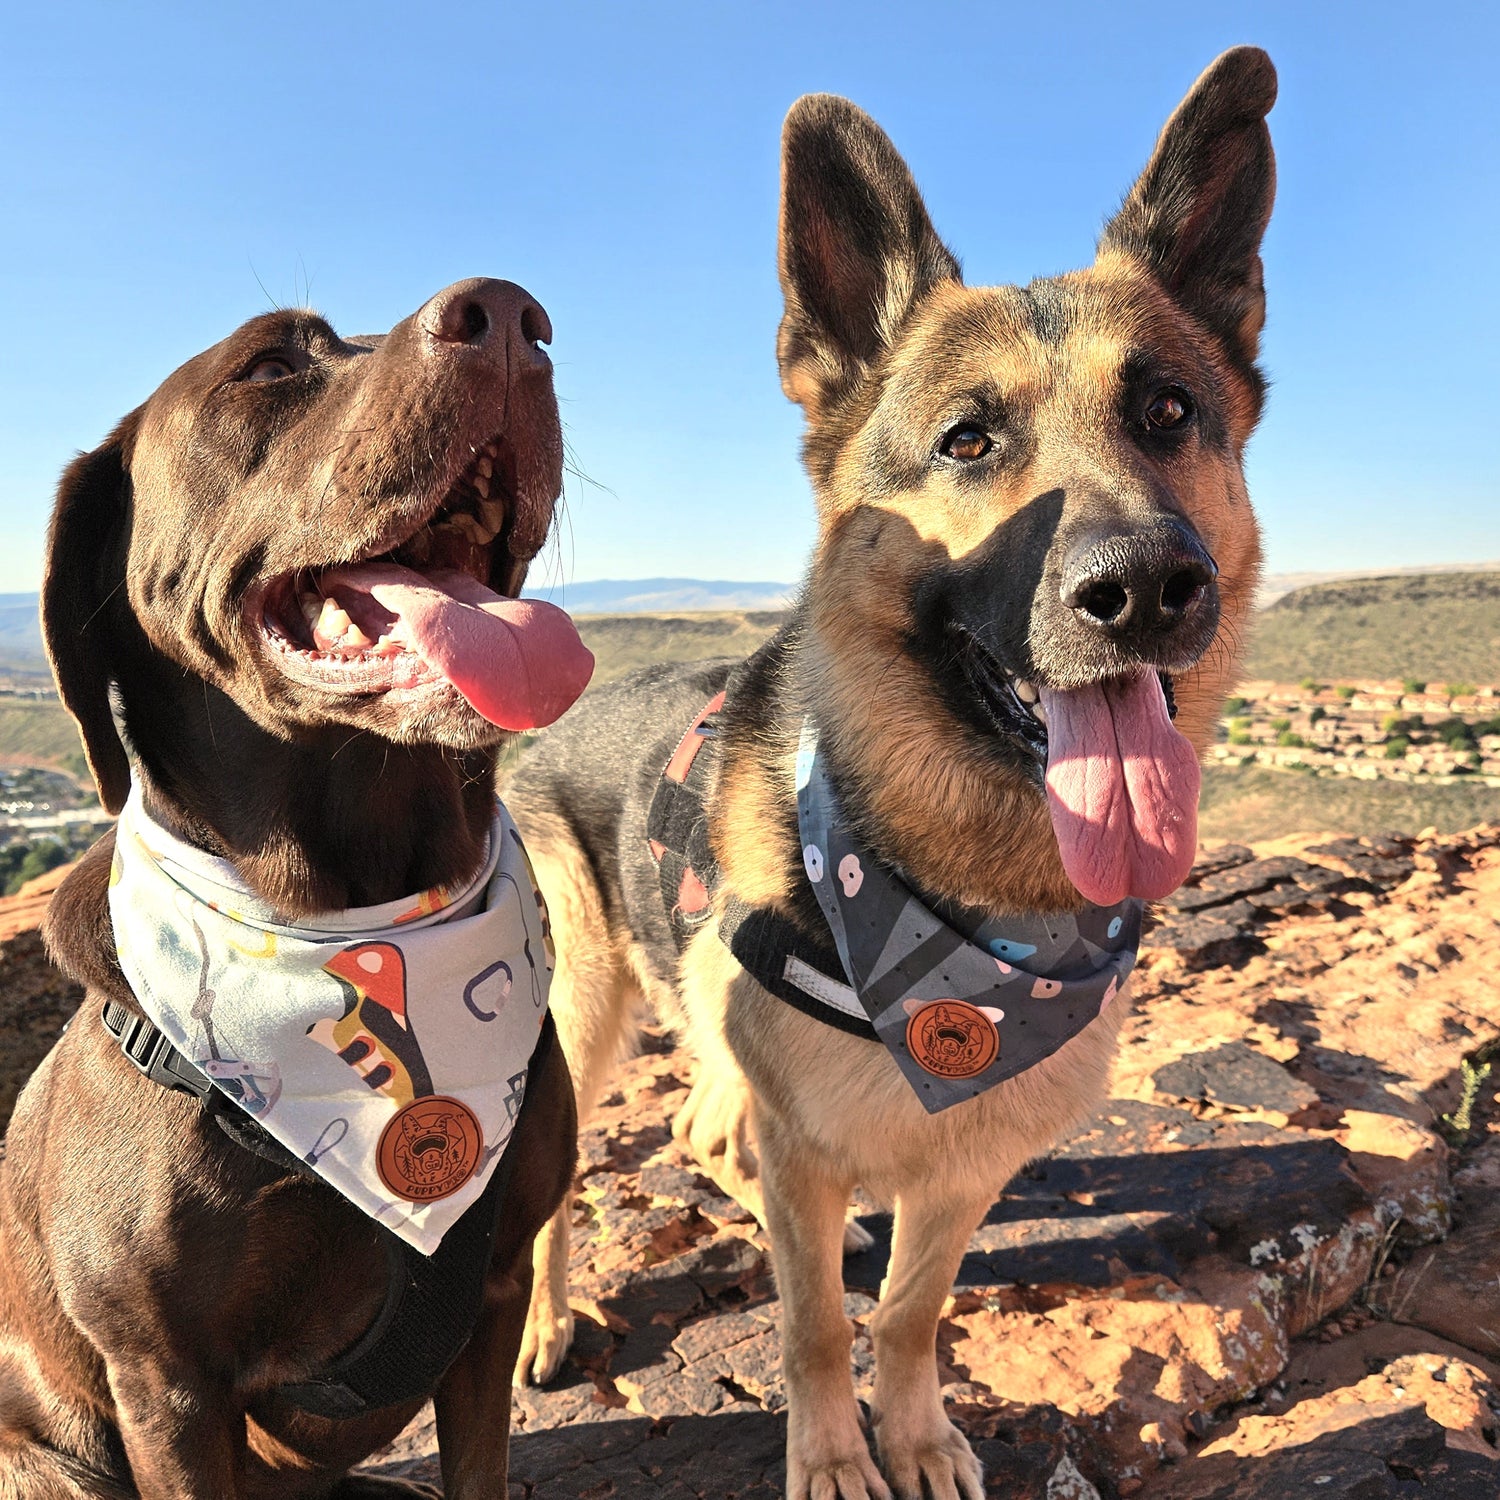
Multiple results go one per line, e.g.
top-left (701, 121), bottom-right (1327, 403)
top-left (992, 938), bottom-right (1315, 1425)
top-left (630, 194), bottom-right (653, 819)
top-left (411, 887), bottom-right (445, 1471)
top-left (101, 1001), bottom-right (213, 1099)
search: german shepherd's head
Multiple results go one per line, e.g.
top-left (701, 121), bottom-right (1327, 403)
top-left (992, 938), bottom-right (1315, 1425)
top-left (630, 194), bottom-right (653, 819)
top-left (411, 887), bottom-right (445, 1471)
top-left (780, 49), bottom-right (1273, 915)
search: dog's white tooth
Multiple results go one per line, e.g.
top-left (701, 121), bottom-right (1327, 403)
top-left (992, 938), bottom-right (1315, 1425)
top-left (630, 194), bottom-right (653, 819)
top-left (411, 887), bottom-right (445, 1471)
top-left (1014, 679), bottom-right (1038, 704)
top-left (472, 471), bottom-right (491, 500)
top-left (477, 498), bottom-right (506, 533)
top-left (1032, 699), bottom-right (1049, 727)
top-left (449, 513), bottom-right (487, 543)
top-left (317, 598), bottom-right (352, 633)
top-left (341, 621), bottom-right (374, 651)
top-left (476, 455), bottom-right (493, 480)
top-left (300, 595), bottom-right (323, 628)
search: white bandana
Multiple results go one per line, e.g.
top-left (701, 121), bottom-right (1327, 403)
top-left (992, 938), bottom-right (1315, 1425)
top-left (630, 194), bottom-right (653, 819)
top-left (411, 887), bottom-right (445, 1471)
top-left (107, 780), bottom-right (554, 1254)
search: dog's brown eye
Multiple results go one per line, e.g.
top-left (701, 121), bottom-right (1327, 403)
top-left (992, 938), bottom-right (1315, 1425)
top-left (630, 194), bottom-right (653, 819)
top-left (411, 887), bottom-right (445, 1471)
top-left (245, 357), bottom-right (296, 383)
top-left (940, 427), bottom-right (992, 462)
top-left (1145, 389), bottom-right (1193, 430)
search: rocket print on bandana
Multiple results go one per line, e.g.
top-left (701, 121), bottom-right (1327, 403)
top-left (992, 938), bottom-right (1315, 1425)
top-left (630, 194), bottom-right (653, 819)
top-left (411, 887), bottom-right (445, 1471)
top-left (311, 942), bottom-right (435, 1106)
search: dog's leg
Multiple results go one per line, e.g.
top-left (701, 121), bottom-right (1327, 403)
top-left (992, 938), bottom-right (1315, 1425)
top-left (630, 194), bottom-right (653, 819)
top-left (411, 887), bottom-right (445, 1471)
top-left (865, 1184), bottom-right (995, 1500)
top-left (434, 1261), bottom-right (532, 1498)
top-left (107, 1360), bottom-right (244, 1498)
top-left (513, 816), bottom-right (633, 1387)
top-left (672, 1045), bottom-right (765, 1224)
top-left (758, 1109), bottom-right (890, 1500)
top-left (673, 1005), bottom-right (872, 1256)
top-left (514, 988), bottom-right (628, 1384)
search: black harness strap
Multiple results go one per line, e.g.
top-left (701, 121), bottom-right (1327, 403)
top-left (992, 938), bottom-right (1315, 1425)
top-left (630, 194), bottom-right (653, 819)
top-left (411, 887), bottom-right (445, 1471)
top-left (643, 690), bottom-right (879, 1043)
top-left (101, 999), bottom-right (554, 1417)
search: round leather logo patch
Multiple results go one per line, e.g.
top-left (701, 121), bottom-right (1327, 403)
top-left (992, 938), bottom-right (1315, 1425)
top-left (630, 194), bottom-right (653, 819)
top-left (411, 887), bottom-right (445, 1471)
top-left (905, 1001), bottom-right (1000, 1080)
top-left (376, 1095), bottom-right (484, 1203)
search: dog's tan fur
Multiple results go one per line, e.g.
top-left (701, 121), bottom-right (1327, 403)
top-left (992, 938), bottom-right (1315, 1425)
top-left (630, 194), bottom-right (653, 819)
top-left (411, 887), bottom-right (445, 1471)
top-left (514, 51), bottom-right (1275, 1499)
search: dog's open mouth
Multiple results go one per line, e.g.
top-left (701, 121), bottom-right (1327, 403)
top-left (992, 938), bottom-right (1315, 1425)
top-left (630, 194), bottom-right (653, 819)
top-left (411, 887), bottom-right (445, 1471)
top-left (256, 435), bottom-right (593, 731)
top-left (956, 627), bottom-right (1199, 907)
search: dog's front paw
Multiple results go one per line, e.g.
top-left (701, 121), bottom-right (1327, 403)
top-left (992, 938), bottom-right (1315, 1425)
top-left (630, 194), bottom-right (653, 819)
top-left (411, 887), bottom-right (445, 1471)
top-left (788, 1449), bottom-right (892, 1500)
top-left (787, 1410), bottom-right (892, 1500)
top-left (876, 1419), bottom-right (984, 1500)
top-left (514, 1301), bottom-right (574, 1386)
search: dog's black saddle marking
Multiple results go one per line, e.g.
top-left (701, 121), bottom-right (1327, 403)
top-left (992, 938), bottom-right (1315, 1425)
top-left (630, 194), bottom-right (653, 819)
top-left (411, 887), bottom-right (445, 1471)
top-left (102, 998), bottom-right (552, 1418)
top-left (644, 686), bottom-right (878, 1042)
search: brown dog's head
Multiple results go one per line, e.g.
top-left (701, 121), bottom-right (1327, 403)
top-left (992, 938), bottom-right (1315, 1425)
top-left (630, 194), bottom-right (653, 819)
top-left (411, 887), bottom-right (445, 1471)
top-left (779, 50), bottom-right (1274, 910)
top-left (43, 279), bottom-right (587, 820)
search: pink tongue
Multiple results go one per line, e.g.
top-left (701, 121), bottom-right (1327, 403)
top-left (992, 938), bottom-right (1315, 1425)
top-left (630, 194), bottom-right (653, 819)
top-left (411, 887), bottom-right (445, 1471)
top-left (1038, 674), bottom-right (1200, 906)
top-left (324, 562), bottom-right (593, 730)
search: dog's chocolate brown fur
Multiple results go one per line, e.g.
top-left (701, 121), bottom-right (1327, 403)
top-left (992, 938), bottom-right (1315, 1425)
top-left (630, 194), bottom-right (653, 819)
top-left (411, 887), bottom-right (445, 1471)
top-left (0, 279), bottom-right (576, 1498)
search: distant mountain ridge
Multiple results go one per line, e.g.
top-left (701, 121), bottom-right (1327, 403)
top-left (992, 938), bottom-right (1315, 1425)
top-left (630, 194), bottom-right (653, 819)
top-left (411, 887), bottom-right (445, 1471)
top-left (0, 595), bottom-right (44, 669)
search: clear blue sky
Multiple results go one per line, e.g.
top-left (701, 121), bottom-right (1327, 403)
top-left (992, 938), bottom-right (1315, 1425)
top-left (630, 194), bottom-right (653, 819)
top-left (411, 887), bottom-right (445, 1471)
top-left (2, 2), bottom-right (1496, 597)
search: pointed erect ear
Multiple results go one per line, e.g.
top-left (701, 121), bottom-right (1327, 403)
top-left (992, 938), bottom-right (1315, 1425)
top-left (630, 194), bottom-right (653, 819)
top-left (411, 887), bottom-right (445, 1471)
top-left (777, 94), bottom-right (961, 414)
top-left (42, 411), bottom-right (141, 815)
top-left (1100, 47), bottom-right (1277, 377)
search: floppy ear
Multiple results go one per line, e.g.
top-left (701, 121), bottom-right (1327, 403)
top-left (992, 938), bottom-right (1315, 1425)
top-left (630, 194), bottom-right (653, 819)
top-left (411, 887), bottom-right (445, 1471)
top-left (777, 94), bottom-right (960, 415)
top-left (1099, 46), bottom-right (1277, 378)
top-left (42, 411), bottom-right (141, 815)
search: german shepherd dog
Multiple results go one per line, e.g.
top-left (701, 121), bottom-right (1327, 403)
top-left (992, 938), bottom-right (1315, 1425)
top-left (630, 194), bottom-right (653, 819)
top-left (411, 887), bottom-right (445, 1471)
top-left (511, 49), bottom-right (1274, 1500)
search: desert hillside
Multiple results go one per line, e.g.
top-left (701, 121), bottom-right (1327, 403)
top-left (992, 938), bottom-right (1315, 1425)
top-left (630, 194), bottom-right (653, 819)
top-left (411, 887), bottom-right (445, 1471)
top-left (1243, 571), bottom-right (1500, 684)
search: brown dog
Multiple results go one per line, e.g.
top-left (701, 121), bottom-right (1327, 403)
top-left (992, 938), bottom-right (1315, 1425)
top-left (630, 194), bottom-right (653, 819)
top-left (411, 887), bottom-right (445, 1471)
top-left (509, 51), bottom-right (1273, 1500)
top-left (0, 279), bottom-right (580, 1498)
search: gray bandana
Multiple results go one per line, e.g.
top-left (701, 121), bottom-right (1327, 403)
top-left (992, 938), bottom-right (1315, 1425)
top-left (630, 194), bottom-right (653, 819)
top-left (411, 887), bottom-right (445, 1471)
top-left (795, 721), bottom-right (1141, 1113)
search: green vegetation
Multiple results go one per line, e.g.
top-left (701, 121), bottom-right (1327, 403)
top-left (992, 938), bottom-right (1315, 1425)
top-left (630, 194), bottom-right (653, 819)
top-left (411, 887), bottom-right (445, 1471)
top-left (1299, 677), bottom-right (1323, 692)
top-left (0, 838), bottom-right (69, 896)
top-left (1309, 706), bottom-right (1327, 724)
top-left (1276, 730), bottom-right (1305, 747)
top-left (1243, 572), bottom-right (1500, 683)
top-left (1441, 1051), bottom-right (1495, 1144)
top-left (1448, 682), bottom-right (1477, 698)
top-left (1223, 696), bottom-right (1248, 716)
top-left (1385, 738), bottom-right (1410, 759)
top-left (1402, 677), bottom-right (1428, 695)
top-left (1270, 717), bottom-right (1291, 732)
top-left (1336, 685), bottom-right (1357, 701)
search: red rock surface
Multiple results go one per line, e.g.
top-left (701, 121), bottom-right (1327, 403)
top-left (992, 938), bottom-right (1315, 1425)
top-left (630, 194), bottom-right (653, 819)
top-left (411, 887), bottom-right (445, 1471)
top-left (3, 828), bottom-right (1498, 1497)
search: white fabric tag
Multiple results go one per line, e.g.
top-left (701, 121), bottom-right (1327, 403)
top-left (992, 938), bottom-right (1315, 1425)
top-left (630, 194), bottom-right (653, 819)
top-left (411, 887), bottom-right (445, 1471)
top-left (107, 781), bottom-right (553, 1254)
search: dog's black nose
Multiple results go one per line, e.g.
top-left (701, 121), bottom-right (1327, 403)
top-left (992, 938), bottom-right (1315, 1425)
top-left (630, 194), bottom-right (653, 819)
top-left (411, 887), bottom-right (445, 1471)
top-left (417, 277), bottom-right (552, 358)
top-left (1059, 520), bottom-right (1218, 644)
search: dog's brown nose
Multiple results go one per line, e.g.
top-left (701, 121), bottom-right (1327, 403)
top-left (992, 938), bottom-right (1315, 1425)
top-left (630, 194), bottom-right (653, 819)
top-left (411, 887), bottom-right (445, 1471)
top-left (1059, 520), bottom-right (1218, 646)
top-left (417, 277), bottom-right (552, 361)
